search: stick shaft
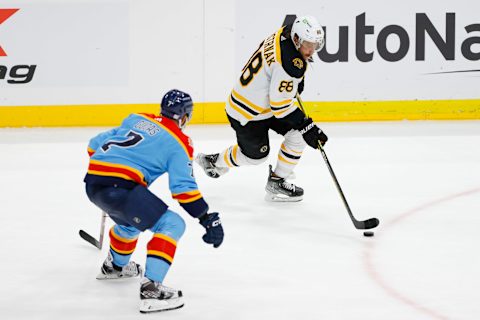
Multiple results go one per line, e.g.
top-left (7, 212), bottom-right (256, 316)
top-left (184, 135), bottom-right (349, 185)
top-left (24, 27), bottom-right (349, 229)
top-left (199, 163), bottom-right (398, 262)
top-left (317, 144), bottom-right (358, 224)
top-left (295, 94), bottom-right (378, 229)
top-left (98, 211), bottom-right (107, 250)
top-left (79, 211), bottom-right (108, 250)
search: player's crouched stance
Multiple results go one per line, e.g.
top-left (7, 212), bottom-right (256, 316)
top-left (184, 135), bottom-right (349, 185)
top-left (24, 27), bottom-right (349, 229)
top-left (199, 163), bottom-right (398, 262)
top-left (84, 89), bottom-right (224, 313)
top-left (196, 16), bottom-right (328, 202)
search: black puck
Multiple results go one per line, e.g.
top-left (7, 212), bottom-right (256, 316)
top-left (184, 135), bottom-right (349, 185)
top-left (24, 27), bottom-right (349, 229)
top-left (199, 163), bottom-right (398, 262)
top-left (363, 231), bottom-right (374, 237)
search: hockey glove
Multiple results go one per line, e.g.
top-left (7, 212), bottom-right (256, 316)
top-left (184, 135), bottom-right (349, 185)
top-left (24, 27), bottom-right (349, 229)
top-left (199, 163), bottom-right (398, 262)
top-left (298, 118), bottom-right (328, 149)
top-left (199, 212), bottom-right (224, 248)
top-left (297, 78), bottom-right (305, 95)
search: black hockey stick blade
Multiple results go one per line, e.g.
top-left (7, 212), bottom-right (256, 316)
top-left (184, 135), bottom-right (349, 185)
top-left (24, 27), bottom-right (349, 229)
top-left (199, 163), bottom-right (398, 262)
top-left (355, 217), bottom-right (380, 230)
top-left (79, 229), bottom-right (102, 249)
top-left (295, 93), bottom-right (380, 232)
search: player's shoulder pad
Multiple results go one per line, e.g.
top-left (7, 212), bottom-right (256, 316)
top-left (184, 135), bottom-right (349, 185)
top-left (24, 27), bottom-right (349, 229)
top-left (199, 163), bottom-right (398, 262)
top-left (279, 36), bottom-right (307, 79)
top-left (138, 113), bottom-right (194, 159)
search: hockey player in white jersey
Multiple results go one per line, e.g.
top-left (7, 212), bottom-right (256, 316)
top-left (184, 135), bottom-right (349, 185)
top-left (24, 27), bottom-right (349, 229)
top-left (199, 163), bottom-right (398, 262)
top-left (197, 16), bottom-right (328, 202)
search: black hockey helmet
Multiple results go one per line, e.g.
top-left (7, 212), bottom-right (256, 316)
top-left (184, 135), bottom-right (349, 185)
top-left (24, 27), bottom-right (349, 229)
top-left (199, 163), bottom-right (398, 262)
top-left (160, 89), bottom-right (193, 128)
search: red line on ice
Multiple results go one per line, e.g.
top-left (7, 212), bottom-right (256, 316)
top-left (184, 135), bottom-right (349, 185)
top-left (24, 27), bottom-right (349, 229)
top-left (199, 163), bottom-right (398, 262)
top-left (363, 187), bottom-right (480, 320)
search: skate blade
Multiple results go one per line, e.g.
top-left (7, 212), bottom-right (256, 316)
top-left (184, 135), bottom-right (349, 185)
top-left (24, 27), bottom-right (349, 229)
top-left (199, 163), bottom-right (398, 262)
top-left (96, 273), bottom-right (125, 280)
top-left (264, 192), bottom-right (303, 202)
top-left (96, 270), bottom-right (142, 280)
top-left (139, 298), bottom-right (184, 313)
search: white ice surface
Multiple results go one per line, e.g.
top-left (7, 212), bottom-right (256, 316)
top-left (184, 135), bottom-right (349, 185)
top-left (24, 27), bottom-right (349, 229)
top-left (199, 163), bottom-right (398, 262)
top-left (0, 121), bottom-right (479, 320)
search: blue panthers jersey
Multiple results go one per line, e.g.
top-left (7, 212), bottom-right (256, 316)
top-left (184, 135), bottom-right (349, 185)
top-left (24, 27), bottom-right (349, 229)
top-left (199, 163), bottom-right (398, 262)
top-left (85, 113), bottom-right (207, 217)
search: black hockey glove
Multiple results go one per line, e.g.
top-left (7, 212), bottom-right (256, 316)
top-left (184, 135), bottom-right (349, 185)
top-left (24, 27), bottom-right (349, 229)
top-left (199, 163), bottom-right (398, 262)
top-left (297, 78), bottom-right (305, 95)
top-left (298, 118), bottom-right (328, 149)
top-left (199, 212), bottom-right (224, 248)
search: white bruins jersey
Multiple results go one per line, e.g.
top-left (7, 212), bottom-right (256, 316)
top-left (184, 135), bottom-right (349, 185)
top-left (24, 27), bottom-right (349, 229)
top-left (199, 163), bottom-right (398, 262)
top-left (226, 27), bottom-right (307, 125)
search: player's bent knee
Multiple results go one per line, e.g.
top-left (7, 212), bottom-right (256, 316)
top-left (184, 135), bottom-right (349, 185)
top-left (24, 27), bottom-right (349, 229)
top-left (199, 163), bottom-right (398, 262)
top-left (284, 129), bottom-right (307, 150)
top-left (114, 224), bottom-right (141, 239)
top-left (238, 145), bottom-right (269, 165)
top-left (245, 155), bottom-right (268, 165)
top-left (150, 209), bottom-right (186, 240)
top-left (242, 144), bottom-right (270, 160)
top-left (164, 211), bottom-right (186, 240)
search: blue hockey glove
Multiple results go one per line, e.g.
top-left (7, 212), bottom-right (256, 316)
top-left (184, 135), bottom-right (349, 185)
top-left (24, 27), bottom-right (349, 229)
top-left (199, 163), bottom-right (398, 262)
top-left (199, 212), bottom-right (224, 248)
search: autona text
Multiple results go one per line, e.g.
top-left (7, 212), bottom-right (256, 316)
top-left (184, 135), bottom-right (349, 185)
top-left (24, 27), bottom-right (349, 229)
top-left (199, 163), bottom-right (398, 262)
top-left (285, 12), bottom-right (480, 62)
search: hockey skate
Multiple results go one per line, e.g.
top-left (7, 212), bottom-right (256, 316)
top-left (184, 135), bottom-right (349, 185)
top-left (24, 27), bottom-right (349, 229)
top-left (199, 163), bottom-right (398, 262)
top-left (139, 278), bottom-right (184, 313)
top-left (195, 153), bottom-right (229, 178)
top-left (265, 165), bottom-right (304, 202)
top-left (96, 252), bottom-right (143, 280)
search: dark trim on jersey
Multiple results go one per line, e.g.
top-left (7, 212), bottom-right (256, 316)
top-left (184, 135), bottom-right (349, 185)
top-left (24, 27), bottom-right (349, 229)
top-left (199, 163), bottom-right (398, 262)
top-left (230, 94), bottom-right (260, 116)
top-left (281, 149), bottom-right (301, 160)
top-left (180, 197), bottom-right (209, 218)
top-left (147, 254), bottom-right (172, 266)
top-left (283, 108), bottom-right (307, 128)
top-left (270, 103), bottom-right (291, 111)
top-left (280, 37), bottom-right (307, 79)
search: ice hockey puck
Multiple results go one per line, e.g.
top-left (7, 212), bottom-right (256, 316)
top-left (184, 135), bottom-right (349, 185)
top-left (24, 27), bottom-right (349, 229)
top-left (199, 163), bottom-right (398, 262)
top-left (363, 231), bottom-right (374, 237)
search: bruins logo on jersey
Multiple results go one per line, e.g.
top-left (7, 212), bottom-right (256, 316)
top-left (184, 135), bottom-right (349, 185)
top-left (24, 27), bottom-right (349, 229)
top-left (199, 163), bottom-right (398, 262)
top-left (292, 58), bottom-right (304, 69)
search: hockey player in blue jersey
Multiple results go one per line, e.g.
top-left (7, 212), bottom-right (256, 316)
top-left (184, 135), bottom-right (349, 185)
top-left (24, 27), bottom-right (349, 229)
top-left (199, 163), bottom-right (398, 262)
top-left (84, 89), bottom-right (224, 313)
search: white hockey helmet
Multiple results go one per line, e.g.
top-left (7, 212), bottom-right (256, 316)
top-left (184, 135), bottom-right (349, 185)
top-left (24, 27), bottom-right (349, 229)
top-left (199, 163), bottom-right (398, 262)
top-left (291, 15), bottom-right (325, 52)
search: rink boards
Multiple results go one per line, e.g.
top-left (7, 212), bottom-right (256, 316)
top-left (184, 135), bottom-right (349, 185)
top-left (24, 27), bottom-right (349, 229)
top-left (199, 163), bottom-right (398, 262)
top-left (0, 0), bottom-right (479, 126)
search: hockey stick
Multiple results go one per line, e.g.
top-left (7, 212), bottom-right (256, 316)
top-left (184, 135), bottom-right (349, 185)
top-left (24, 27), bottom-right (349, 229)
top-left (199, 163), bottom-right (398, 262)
top-left (79, 211), bottom-right (108, 249)
top-left (296, 94), bottom-right (379, 230)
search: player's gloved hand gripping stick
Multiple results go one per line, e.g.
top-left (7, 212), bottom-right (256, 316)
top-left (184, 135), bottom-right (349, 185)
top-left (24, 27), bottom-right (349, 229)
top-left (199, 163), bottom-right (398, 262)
top-left (296, 93), bottom-right (379, 230)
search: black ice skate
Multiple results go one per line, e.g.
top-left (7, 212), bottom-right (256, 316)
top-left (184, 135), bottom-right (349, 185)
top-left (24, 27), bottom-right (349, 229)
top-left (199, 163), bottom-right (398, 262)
top-left (96, 252), bottom-right (142, 280)
top-left (195, 153), bottom-right (229, 178)
top-left (139, 279), bottom-right (184, 313)
top-left (265, 165), bottom-right (304, 202)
